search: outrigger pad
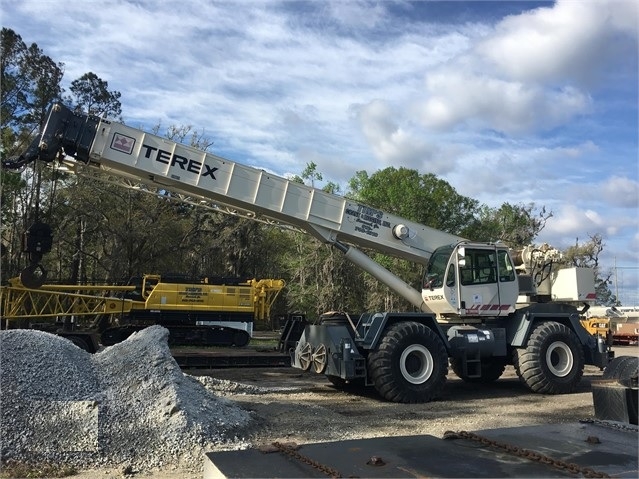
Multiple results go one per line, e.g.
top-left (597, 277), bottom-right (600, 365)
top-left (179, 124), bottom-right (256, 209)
top-left (204, 422), bottom-right (638, 478)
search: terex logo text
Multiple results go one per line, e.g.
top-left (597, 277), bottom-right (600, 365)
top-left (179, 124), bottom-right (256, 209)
top-left (141, 144), bottom-right (218, 180)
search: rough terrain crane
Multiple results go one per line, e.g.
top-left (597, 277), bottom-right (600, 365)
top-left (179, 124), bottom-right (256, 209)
top-left (3, 103), bottom-right (614, 402)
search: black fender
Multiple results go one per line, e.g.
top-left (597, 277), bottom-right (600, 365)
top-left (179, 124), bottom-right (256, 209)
top-left (509, 305), bottom-right (595, 348)
top-left (359, 312), bottom-right (448, 353)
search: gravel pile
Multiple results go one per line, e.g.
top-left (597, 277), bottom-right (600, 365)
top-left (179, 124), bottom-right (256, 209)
top-left (196, 376), bottom-right (302, 396)
top-left (0, 325), bottom-right (253, 473)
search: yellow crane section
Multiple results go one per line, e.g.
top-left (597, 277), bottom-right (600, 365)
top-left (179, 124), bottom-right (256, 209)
top-left (1, 275), bottom-right (286, 350)
top-left (129, 275), bottom-right (285, 322)
top-left (1, 278), bottom-right (132, 326)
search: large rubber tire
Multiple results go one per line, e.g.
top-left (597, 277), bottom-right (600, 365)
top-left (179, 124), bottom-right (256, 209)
top-left (451, 357), bottom-right (506, 383)
top-left (602, 355), bottom-right (639, 381)
top-left (601, 355), bottom-right (638, 425)
top-left (367, 321), bottom-right (448, 403)
top-left (514, 321), bottom-right (585, 394)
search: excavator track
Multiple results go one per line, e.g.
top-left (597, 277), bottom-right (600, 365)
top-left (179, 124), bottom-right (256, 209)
top-left (172, 349), bottom-right (291, 369)
top-left (171, 331), bottom-right (293, 369)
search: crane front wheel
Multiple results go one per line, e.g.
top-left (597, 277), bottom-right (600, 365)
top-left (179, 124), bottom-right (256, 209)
top-left (514, 321), bottom-right (584, 394)
top-left (367, 321), bottom-right (448, 403)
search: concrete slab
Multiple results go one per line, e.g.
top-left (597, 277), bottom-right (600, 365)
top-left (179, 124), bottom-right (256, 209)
top-left (204, 421), bottom-right (638, 478)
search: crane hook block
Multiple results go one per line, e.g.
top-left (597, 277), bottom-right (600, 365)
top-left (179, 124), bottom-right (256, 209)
top-left (20, 263), bottom-right (48, 289)
top-left (22, 222), bottom-right (53, 256)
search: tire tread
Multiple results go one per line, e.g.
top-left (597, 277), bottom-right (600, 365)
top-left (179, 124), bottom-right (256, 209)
top-left (513, 321), bottom-right (584, 394)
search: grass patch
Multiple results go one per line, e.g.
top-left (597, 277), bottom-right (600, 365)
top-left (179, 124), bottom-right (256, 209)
top-left (0, 461), bottom-right (77, 478)
top-left (168, 336), bottom-right (281, 351)
top-left (249, 338), bottom-right (279, 348)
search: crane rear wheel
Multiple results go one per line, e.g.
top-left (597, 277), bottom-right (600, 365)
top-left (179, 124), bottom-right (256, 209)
top-left (367, 321), bottom-right (447, 403)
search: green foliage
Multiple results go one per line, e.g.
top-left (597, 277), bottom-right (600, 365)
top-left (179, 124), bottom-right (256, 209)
top-left (65, 72), bottom-right (122, 119)
top-left (1, 27), bottom-right (63, 155)
top-left (45, 177), bottom-right (285, 284)
top-left (564, 234), bottom-right (604, 268)
top-left (322, 181), bottom-right (341, 194)
top-left (473, 202), bottom-right (552, 247)
top-left (347, 167), bottom-right (478, 236)
top-left (301, 161), bottom-right (322, 187)
top-left (1, 29), bottom-right (124, 284)
top-left (282, 232), bottom-right (367, 319)
top-left (289, 161), bottom-right (327, 189)
top-left (364, 253), bottom-right (421, 312)
top-left (0, 168), bottom-right (26, 276)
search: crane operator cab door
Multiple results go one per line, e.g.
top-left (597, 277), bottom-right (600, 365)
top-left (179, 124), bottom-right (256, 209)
top-left (422, 243), bottom-right (518, 318)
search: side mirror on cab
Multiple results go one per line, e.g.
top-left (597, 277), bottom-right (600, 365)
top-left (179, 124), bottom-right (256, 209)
top-left (457, 246), bottom-right (466, 267)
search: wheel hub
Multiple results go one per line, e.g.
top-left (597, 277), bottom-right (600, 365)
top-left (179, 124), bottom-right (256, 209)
top-left (546, 341), bottom-right (574, 377)
top-left (400, 345), bottom-right (433, 384)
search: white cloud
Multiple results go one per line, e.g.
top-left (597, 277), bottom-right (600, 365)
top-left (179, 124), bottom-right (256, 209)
top-left (352, 100), bottom-right (454, 174)
top-left (477, 0), bottom-right (638, 85)
top-left (538, 204), bottom-right (603, 248)
top-left (420, 72), bottom-right (591, 133)
top-left (418, 0), bottom-right (635, 134)
top-left (540, 203), bottom-right (639, 250)
top-left (447, 140), bottom-right (607, 205)
top-left (327, 0), bottom-right (387, 29)
top-left (553, 141), bottom-right (599, 159)
top-left (600, 176), bottom-right (639, 208)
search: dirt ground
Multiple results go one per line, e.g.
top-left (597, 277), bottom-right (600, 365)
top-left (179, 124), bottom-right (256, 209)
top-left (65, 345), bottom-right (638, 479)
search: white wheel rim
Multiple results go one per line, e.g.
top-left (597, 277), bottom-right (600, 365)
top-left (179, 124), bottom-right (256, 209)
top-left (400, 344), bottom-right (434, 384)
top-left (546, 341), bottom-right (573, 377)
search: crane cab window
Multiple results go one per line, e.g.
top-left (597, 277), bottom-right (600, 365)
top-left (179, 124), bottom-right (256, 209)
top-left (497, 249), bottom-right (516, 282)
top-left (459, 249), bottom-right (497, 285)
top-left (423, 245), bottom-right (454, 289)
top-left (445, 264), bottom-right (456, 287)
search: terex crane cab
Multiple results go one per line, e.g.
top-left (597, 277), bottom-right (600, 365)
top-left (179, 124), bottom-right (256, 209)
top-left (3, 103), bottom-right (613, 403)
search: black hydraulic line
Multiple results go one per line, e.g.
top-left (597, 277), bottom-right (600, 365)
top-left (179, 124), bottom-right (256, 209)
top-left (2, 135), bottom-right (43, 169)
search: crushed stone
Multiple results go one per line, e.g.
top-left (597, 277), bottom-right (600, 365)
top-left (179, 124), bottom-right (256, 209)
top-left (0, 325), bottom-right (253, 473)
top-left (196, 375), bottom-right (302, 396)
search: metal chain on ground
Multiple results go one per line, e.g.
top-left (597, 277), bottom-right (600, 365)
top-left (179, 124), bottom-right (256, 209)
top-left (579, 417), bottom-right (639, 433)
top-left (443, 430), bottom-right (610, 478)
top-left (272, 441), bottom-right (343, 478)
